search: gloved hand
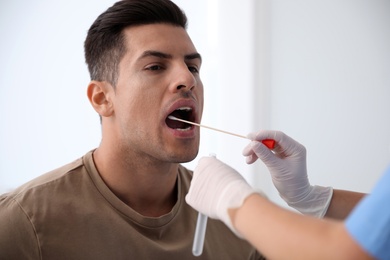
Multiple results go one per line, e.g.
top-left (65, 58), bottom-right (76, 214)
top-left (243, 130), bottom-right (333, 218)
top-left (185, 156), bottom-right (264, 237)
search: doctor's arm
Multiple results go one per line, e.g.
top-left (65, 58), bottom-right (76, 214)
top-left (185, 157), bottom-right (373, 260)
top-left (324, 189), bottom-right (365, 219)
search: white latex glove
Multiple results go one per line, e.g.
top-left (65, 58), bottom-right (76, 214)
top-left (243, 130), bottom-right (333, 218)
top-left (185, 156), bottom-right (264, 237)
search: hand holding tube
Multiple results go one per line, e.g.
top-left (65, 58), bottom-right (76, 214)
top-left (243, 130), bottom-right (333, 217)
top-left (186, 156), bottom-right (264, 237)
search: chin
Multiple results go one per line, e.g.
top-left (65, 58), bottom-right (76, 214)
top-left (175, 149), bottom-right (198, 163)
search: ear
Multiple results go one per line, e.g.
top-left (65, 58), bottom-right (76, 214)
top-left (87, 81), bottom-right (114, 118)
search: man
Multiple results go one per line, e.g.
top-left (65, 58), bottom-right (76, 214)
top-left (0, 0), bottom-right (264, 259)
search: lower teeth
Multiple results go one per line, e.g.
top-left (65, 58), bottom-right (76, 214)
top-left (176, 127), bottom-right (191, 131)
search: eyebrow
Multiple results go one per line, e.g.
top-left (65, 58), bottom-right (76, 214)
top-left (185, 52), bottom-right (202, 63)
top-left (138, 50), bottom-right (202, 63)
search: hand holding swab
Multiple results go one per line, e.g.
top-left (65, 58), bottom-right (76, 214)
top-left (167, 116), bottom-right (275, 149)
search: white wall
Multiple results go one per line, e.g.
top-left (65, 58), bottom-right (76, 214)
top-left (1, 1), bottom-right (389, 208)
top-left (264, 0), bottom-right (390, 205)
top-left (0, 0), bottom-right (114, 192)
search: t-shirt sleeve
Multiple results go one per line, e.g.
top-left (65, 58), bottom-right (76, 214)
top-left (345, 166), bottom-right (390, 260)
top-left (0, 195), bottom-right (41, 259)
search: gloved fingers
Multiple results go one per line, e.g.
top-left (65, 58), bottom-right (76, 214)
top-left (243, 141), bottom-right (278, 164)
top-left (189, 156), bottom-right (247, 200)
top-left (243, 139), bottom-right (282, 165)
top-left (249, 141), bottom-right (281, 164)
top-left (249, 130), bottom-right (306, 158)
top-left (247, 130), bottom-right (285, 155)
top-left (192, 156), bottom-right (215, 180)
top-left (242, 142), bottom-right (259, 164)
top-left (189, 157), bottom-right (220, 198)
top-left (242, 141), bottom-right (255, 156)
top-left (245, 153), bottom-right (259, 164)
top-left (186, 156), bottom-right (253, 224)
top-left (186, 157), bottom-right (219, 218)
top-left (186, 158), bottom-right (211, 206)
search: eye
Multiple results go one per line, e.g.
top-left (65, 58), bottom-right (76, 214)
top-left (188, 65), bottom-right (199, 73)
top-left (146, 64), bottom-right (164, 71)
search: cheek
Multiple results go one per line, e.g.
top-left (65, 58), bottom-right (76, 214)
top-left (116, 80), bottom-right (151, 111)
top-left (123, 90), bottom-right (163, 124)
top-left (114, 89), bottom-right (142, 126)
top-left (131, 77), bottom-right (165, 106)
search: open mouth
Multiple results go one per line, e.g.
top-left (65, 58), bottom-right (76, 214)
top-left (166, 107), bottom-right (194, 130)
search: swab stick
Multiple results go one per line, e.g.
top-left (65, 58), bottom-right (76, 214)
top-left (168, 116), bottom-right (275, 149)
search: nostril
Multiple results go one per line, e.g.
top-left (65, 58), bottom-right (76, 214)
top-left (176, 84), bottom-right (195, 91)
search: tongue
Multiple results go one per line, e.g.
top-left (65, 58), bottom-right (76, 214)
top-left (166, 112), bottom-right (189, 129)
top-left (166, 118), bottom-right (187, 129)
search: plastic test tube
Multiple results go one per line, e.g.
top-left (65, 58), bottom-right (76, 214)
top-left (192, 153), bottom-right (216, 256)
top-left (192, 212), bottom-right (208, 256)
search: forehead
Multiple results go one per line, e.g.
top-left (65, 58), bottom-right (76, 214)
top-left (122, 23), bottom-right (198, 59)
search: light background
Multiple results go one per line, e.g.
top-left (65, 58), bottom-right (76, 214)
top-left (1, 0), bottom-right (389, 207)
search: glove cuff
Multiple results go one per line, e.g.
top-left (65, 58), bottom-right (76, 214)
top-left (287, 185), bottom-right (333, 218)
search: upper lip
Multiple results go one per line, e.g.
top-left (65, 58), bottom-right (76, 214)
top-left (165, 99), bottom-right (199, 123)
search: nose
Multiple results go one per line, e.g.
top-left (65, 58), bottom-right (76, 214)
top-left (171, 64), bottom-right (196, 92)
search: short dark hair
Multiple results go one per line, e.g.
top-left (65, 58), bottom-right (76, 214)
top-left (84, 0), bottom-right (188, 87)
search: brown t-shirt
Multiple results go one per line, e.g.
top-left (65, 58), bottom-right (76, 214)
top-left (0, 150), bottom-right (265, 259)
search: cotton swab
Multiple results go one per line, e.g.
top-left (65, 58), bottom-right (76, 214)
top-left (167, 116), bottom-right (275, 149)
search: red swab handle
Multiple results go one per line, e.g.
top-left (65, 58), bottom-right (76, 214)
top-left (262, 139), bottom-right (275, 149)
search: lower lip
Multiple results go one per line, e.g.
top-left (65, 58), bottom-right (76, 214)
top-left (166, 125), bottom-right (197, 139)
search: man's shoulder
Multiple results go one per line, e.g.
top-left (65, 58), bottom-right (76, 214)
top-left (1, 151), bottom-right (94, 202)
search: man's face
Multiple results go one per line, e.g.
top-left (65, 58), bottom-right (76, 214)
top-left (111, 23), bottom-right (203, 163)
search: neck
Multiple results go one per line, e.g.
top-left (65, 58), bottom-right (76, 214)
top-left (93, 146), bottom-right (179, 217)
